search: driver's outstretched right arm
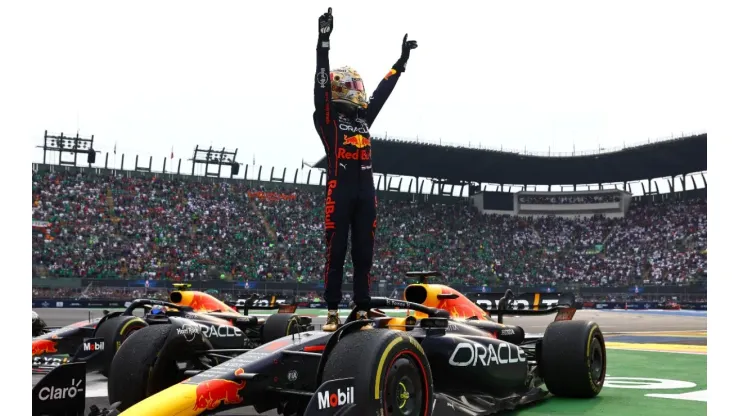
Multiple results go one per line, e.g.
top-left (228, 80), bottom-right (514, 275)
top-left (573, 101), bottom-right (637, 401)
top-left (314, 38), bottom-right (333, 127)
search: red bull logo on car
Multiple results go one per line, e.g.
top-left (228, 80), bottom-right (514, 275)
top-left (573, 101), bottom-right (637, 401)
top-left (193, 368), bottom-right (246, 411)
top-left (32, 340), bottom-right (58, 356)
top-left (343, 134), bottom-right (370, 148)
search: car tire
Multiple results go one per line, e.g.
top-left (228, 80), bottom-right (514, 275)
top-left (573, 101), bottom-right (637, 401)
top-left (108, 324), bottom-right (204, 411)
top-left (322, 329), bottom-right (434, 415)
top-left (261, 313), bottom-right (302, 343)
top-left (540, 320), bottom-right (607, 398)
top-left (94, 315), bottom-right (148, 377)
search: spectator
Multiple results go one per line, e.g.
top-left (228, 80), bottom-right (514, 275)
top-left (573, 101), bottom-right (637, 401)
top-left (32, 171), bottom-right (706, 288)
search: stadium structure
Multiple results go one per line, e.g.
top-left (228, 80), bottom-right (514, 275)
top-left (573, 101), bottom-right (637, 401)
top-left (32, 132), bottom-right (707, 301)
top-left (36, 132), bottom-right (707, 205)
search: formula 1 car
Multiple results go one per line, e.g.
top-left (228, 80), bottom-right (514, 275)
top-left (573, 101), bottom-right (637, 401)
top-left (35, 271), bottom-right (606, 416)
top-left (31, 284), bottom-right (312, 376)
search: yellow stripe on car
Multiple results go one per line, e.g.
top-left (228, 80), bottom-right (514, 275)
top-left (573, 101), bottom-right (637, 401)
top-left (286, 318), bottom-right (298, 336)
top-left (586, 325), bottom-right (597, 359)
top-left (119, 384), bottom-right (199, 416)
top-left (586, 325), bottom-right (599, 392)
top-left (408, 336), bottom-right (424, 355)
top-left (119, 318), bottom-right (145, 336)
top-left (374, 337), bottom-right (403, 399)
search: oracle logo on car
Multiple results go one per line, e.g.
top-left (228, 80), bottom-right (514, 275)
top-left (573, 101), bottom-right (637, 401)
top-left (448, 341), bottom-right (526, 367)
top-left (317, 387), bottom-right (354, 410)
top-left (200, 324), bottom-right (242, 338)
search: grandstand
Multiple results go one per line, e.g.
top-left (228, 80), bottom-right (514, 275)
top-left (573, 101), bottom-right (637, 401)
top-left (32, 133), bottom-right (707, 301)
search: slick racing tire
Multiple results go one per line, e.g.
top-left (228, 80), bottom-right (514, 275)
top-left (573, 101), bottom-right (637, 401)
top-left (93, 315), bottom-right (148, 377)
top-left (108, 324), bottom-right (204, 411)
top-left (540, 320), bottom-right (607, 398)
top-left (261, 313), bottom-right (302, 344)
top-left (322, 329), bottom-right (434, 416)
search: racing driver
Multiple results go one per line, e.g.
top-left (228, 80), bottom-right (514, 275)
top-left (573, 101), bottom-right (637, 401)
top-left (313, 7), bottom-right (418, 331)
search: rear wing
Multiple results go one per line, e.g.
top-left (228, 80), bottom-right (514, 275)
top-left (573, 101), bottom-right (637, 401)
top-left (492, 289), bottom-right (576, 324)
top-left (231, 295), bottom-right (297, 315)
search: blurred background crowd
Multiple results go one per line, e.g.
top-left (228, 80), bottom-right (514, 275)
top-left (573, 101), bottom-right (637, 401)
top-left (32, 171), bottom-right (706, 293)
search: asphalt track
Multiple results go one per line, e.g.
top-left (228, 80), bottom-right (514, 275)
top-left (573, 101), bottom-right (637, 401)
top-left (32, 308), bottom-right (707, 415)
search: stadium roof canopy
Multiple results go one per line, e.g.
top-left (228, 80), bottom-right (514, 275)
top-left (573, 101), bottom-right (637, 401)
top-left (313, 133), bottom-right (706, 185)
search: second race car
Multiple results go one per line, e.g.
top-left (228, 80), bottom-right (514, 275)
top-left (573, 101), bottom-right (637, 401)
top-left (31, 284), bottom-right (313, 376)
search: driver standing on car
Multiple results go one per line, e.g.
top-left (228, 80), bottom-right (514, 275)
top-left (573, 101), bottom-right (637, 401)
top-left (313, 7), bottom-right (418, 331)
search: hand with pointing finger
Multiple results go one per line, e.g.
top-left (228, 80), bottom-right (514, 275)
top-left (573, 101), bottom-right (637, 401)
top-left (395, 33), bottom-right (418, 72)
top-left (318, 7), bottom-right (333, 40)
top-left (400, 33), bottom-right (418, 62)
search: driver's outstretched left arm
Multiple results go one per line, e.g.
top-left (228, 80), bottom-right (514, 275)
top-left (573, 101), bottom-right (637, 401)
top-left (365, 34), bottom-right (418, 128)
top-left (365, 63), bottom-right (404, 128)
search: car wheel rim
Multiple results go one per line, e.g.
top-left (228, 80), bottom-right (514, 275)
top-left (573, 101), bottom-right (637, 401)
top-left (590, 337), bottom-right (604, 383)
top-left (120, 323), bottom-right (140, 345)
top-left (384, 356), bottom-right (423, 416)
top-left (115, 323), bottom-right (141, 352)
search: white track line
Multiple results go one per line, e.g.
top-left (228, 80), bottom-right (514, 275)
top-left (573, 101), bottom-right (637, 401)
top-left (86, 383), bottom-right (108, 398)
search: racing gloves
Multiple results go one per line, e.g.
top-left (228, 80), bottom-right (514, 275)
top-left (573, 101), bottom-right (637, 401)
top-left (318, 7), bottom-right (333, 48)
top-left (394, 33), bottom-right (418, 73)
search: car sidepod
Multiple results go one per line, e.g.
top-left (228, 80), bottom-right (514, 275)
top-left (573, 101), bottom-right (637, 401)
top-left (170, 316), bottom-right (248, 350)
top-left (420, 334), bottom-right (529, 395)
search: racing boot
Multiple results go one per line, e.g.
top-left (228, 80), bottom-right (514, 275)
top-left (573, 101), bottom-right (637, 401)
top-left (356, 310), bottom-right (373, 330)
top-left (322, 310), bottom-right (341, 332)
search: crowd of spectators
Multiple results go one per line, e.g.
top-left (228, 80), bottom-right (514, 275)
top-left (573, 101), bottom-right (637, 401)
top-left (32, 171), bottom-right (706, 289)
top-left (518, 193), bottom-right (622, 204)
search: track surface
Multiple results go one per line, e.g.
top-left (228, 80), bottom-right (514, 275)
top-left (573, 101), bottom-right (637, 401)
top-left (32, 308), bottom-right (707, 415)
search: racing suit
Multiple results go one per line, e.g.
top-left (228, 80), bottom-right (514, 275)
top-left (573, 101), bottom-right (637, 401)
top-left (313, 38), bottom-right (406, 311)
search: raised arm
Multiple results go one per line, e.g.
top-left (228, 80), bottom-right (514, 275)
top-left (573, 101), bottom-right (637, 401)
top-left (365, 34), bottom-right (418, 128)
top-left (314, 8), bottom-right (334, 126)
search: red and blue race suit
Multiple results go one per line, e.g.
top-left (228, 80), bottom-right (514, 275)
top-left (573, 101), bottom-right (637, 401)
top-left (313, 37), bottom-right (406, 311)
